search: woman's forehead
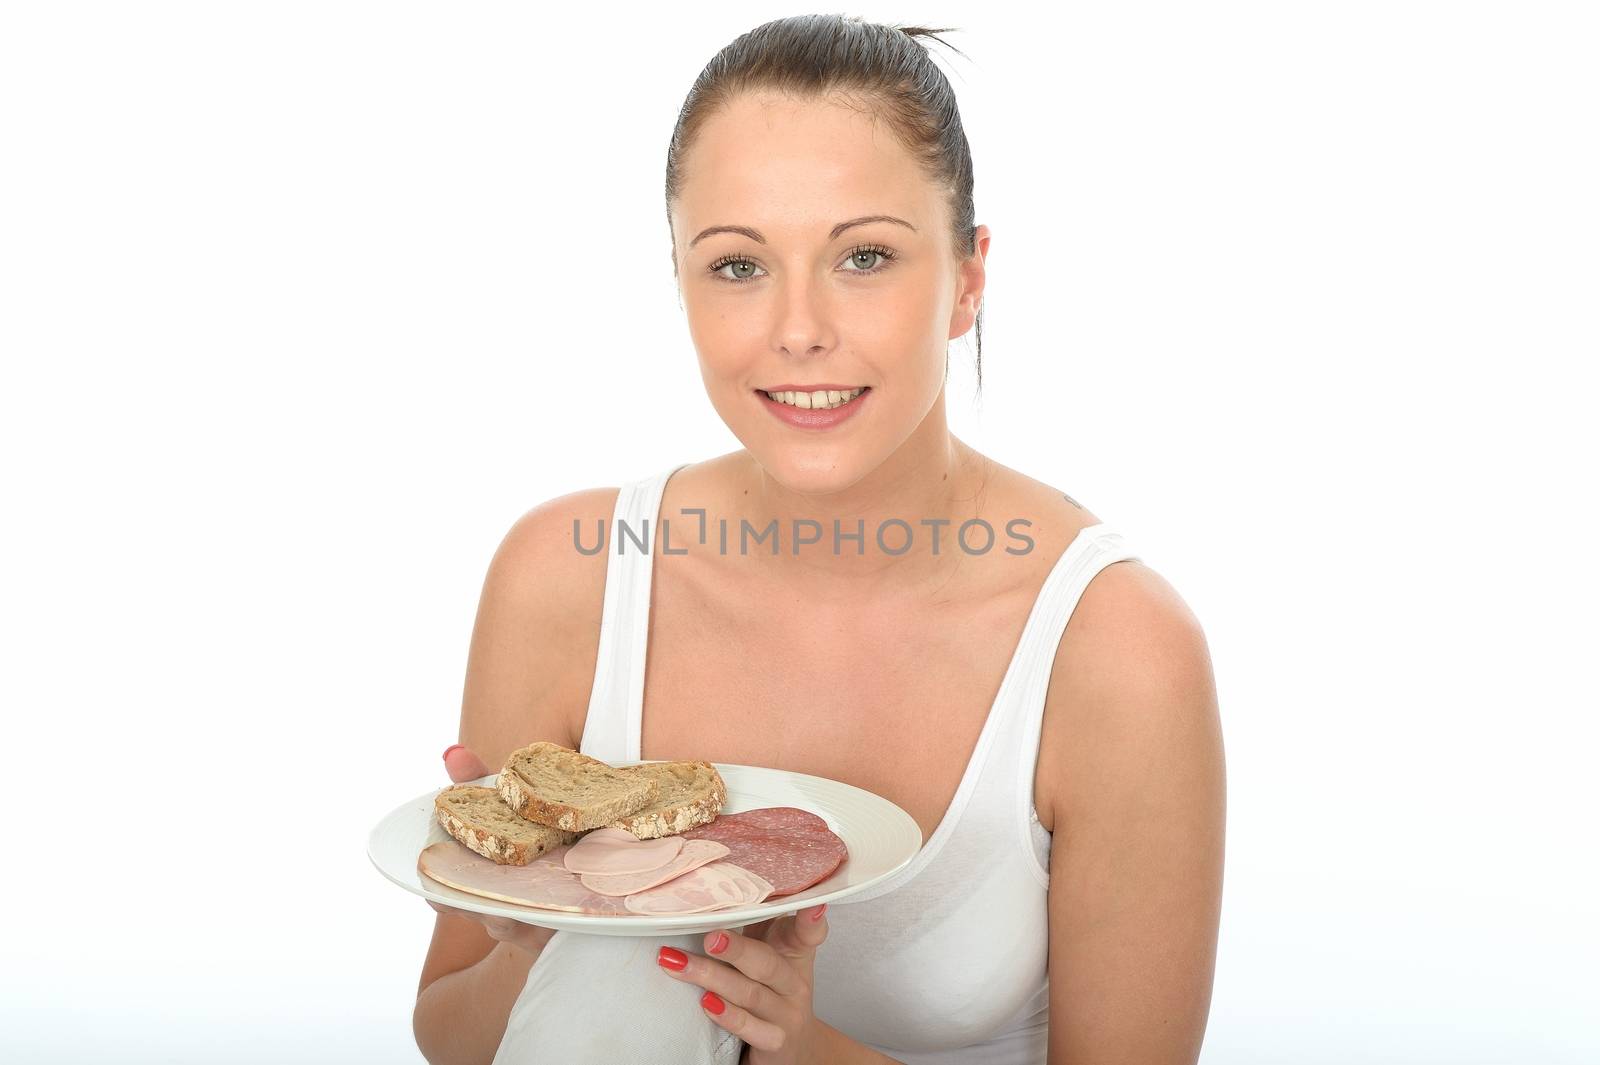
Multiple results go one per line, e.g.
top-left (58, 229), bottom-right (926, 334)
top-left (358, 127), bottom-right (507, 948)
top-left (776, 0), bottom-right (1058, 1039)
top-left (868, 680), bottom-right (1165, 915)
top-left (697, 91), bottom-right (895, 157)
top-left (677, 98), bottom-right (938, 237)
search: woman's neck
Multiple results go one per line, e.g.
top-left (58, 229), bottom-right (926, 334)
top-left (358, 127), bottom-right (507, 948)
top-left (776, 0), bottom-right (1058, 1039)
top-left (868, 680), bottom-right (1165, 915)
top-left (732, 430), bottom-right (994, 595)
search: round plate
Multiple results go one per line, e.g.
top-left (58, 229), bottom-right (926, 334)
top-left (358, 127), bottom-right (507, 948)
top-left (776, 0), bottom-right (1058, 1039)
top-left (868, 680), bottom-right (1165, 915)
top-left (368, 760), bottom-right (924, 937)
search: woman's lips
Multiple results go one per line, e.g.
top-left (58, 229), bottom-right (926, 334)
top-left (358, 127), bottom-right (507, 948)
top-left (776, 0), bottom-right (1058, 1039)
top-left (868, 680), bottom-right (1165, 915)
top-left (756, 387), bottom-right (871, 430)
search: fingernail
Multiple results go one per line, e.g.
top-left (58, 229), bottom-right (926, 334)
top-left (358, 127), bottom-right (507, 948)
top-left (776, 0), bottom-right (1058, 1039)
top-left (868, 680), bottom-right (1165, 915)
top-left (810, 903), bottom-right (827, 922)
top-left (657, 946), bottom-right (688, 971)
top-left (442, 744), bottom-right (464, 762)
top-left (708, 931), bottom-right (729, 955)
top-left (701, 990), bottom-right (725, 1015)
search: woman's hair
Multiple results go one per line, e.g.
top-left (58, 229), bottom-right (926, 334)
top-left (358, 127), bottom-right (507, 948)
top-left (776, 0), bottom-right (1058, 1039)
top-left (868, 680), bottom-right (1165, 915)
top-left (665, 14), bottom-right (984, 396)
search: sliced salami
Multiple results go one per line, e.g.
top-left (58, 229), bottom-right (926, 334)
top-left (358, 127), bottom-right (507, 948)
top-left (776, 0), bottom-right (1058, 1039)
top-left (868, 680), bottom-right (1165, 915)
top-left (679, 807), bottom-right (847, 896)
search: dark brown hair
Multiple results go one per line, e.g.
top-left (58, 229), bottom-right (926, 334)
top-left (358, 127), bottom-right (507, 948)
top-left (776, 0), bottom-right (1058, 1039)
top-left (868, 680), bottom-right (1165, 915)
top-left (665, 15), bottom-right (985, 396)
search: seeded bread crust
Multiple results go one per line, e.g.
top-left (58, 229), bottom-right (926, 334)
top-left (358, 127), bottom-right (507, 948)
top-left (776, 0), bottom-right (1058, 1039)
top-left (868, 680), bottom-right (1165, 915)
top-left (496, 741), bottom-right (660, 832)
top-left (433, 784), bottom-right (577, 866)
top-left (606, 760), bottom-right (728, 840)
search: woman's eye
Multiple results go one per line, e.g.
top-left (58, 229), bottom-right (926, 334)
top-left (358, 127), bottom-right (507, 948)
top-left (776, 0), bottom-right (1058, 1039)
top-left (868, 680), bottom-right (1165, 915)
top-left (707, 246), bottom-right (896, 284)
top-left (840, 245), bottom-right (897, 274)
top-left (711, 258), bottom-right (764, 282)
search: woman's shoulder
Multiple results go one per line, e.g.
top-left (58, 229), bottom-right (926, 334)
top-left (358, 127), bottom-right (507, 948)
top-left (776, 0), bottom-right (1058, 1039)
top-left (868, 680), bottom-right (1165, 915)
top-left (491, 483), bottom-right (624, 590)
top-left (486, 457), bottom-right (727, 610)
top-left (987, 457), bottom-right (1215, 828)
top-left (1007, 448), bottom-right (1208, 701)
top-left (980, 455), bottom-right (1183, 612)
top-left (480, 483), bottom-right (629, 743)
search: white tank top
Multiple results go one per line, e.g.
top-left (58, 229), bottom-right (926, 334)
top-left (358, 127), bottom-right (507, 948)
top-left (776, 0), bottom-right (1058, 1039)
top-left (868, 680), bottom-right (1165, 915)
top-left (492, 462), bottom-right (1143, 1065)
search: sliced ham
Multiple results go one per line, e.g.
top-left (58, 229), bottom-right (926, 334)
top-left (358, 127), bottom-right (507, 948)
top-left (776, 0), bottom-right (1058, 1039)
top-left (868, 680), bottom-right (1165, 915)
top-left (622, 861), bottom-right (775, 915)
top-left (579, 839), bottom-right (730, 896)
top-left (562, 826), bottom-right (684, 875)
top-left (722, 863), bottom-right (779, 903)
top-left (419, 840), bottom-right (633, 916)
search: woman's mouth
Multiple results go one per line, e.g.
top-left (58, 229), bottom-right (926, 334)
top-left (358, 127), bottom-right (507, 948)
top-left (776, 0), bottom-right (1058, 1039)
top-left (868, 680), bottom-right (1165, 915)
top-left (756, 386), bottom-right (872, 429)
top-left (758, 386), bottom-right (868, 411)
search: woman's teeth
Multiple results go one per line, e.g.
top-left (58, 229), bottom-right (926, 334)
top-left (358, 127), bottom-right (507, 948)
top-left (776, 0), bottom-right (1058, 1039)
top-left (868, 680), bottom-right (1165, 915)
top-left (763, 387), bottom-right (867, 410)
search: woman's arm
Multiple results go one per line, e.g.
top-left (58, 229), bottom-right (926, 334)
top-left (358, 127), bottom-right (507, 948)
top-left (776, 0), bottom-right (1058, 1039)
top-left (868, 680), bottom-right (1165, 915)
top-left (415, 939), bottom-right (544, 1065)
top-left (1043, 562), bottom-right (1226, 1065)
top-left (413, 488), bottom-right (618, 1064)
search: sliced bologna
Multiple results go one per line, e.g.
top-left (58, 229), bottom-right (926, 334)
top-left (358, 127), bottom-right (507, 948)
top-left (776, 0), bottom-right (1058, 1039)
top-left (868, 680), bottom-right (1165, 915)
top-left (678, 807), bottom-right (847, 897)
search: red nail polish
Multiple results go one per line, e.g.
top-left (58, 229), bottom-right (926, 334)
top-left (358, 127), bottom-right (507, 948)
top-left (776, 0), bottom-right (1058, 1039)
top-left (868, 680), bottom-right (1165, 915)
top-left (701, 990), bottom-right (725, 1015)
top-left (442, 744), bottom-right (464, 761)
top-left (657, 946), bottom-right (688, 971)
top-left (708, 931), bottom-right (729, 954)
top-left (810, 904), bottom-right (828, 922)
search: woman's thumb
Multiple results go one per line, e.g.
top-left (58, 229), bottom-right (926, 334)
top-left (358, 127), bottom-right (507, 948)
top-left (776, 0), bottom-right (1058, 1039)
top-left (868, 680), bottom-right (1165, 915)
top-left (443, 744), bottom-right (492, 783)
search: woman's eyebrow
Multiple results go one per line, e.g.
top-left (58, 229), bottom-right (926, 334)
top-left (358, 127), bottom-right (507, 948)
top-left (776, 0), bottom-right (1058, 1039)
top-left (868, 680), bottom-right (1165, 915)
top-left (688, 214), bottom-right (917, 250)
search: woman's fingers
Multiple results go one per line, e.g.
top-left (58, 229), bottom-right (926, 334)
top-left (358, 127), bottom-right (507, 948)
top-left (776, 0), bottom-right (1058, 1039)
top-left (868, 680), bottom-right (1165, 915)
top-left (487, 916), bottom-right (557, 953)
top-left (699, 988), bottom-right (789, 1053)
top-left (442, 743), bottom-right (492, 782)
top-left (768, 904), bottom-right (829, 955)
top-left (696, 926), bottom-right (806, 997)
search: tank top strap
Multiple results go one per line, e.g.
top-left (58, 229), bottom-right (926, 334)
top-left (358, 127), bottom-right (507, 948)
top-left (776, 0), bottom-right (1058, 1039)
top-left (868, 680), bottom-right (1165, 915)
top-left (974, 523), bottom-right (1144, 861)
top-left (577, 462), bottom-right (689, 763)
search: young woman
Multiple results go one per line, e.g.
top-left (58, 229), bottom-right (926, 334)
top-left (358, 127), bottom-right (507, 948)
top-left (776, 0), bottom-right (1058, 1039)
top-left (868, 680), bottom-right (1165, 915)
top-left (413, 15), bottom-right (1224, 1065)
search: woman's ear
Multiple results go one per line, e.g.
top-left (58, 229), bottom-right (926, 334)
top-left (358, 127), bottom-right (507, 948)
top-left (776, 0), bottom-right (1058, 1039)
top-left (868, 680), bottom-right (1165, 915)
top-left (950, 225), bottom-right (990, 337)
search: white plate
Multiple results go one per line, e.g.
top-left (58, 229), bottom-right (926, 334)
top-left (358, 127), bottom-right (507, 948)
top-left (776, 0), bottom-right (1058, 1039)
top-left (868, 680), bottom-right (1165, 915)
top-left (367, 760), bottom-right (924, 937)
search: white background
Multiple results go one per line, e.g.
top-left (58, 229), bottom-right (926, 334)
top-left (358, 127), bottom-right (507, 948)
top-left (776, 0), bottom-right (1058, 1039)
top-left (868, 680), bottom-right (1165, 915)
top-left (3, 3), bottom-right (1596, 1062)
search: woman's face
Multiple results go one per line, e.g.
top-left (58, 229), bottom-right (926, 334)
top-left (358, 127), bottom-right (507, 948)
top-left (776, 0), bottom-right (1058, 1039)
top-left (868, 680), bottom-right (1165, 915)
top-left (670, 91), bottom-right (987, 492)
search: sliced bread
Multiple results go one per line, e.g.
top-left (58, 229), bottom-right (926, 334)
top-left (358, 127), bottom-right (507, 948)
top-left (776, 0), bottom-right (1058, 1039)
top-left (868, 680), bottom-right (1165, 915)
top-left (605, 760), bottom-right (728, 839)
top-left (496, 740), bottom-right (660, 833)
top-left (434, 784), bottom-right (577, 866)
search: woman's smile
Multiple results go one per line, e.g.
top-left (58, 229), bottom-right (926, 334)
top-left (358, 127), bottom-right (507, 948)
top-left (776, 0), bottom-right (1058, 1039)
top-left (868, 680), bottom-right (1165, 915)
top-left (757, 385), bottom-right (872, 428)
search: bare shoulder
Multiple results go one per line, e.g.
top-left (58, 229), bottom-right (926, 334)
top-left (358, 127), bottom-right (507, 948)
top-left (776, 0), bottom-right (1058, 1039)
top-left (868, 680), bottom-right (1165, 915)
top-left (1039, 555), bottom-right (1220, 829)
top-left (491, 485), bottom-right (623, 608)
top-left (461, 485), bottom-right (624, 759)
top-left (1036, 554), bottom-right (1224, 1062)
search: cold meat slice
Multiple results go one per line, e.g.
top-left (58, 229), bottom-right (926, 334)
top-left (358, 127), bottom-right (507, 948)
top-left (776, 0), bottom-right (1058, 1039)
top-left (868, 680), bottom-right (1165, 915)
top-left (720, 862), bottom-right (777, 903)
top-left (420, 839), bottom-right (755, 916)
top-left (679, 807), bottom-right (847, 896)
top-left (419, 840), bottom-right (633, 915)
top-left (622, 860), bottom-right (774, 915)
top-left (579, 839), bottom-right (730, 896)
top-left (563, 827), bottom-right (684, 875)
top-left (711, 807), bottom-right (832, 835)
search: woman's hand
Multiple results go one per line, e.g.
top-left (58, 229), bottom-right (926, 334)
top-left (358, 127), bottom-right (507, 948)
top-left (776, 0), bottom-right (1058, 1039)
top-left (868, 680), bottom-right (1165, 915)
top-left (424, 744), bottom-right (557, 958)
top-left (656, 904), bottom-right (832, 1065)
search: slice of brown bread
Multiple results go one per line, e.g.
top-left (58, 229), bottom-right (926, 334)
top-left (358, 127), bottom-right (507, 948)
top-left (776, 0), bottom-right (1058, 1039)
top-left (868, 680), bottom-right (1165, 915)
top-left (434, 784), bottom-right (577, 866)
top-left (605, 760), bottom-right (728, 839)
top-left (496, 740), bottom-right (660, 833)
